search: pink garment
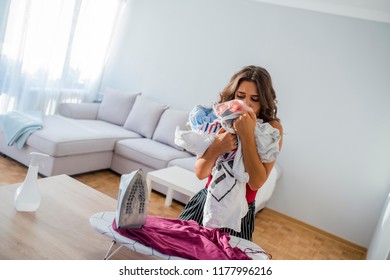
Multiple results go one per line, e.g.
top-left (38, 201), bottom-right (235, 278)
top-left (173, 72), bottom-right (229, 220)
top-left (112, 215), bottom-right (252, 260)
top-left (214, 99), bottom-right (252, 116)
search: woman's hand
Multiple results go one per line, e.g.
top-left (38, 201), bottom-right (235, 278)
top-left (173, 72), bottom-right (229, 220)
top-left (194, 127), bottom-right (237, 180)
top-left (213, 127), bottom-right (238, 154)
top-left (233, 109), bottom-right (257, 139)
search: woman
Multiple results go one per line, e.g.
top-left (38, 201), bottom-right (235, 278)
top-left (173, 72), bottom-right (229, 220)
top-left (179, 65), bottom-right (283, 241)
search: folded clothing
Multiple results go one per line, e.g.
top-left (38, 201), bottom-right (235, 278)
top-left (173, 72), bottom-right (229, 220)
top-left (0, 111), bottom-right (43, 149)
top-left (112, 215), bottom-right (252, 260)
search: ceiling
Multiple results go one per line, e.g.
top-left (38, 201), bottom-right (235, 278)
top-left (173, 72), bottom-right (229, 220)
top-left (252, 0), bottom-right (390, 23)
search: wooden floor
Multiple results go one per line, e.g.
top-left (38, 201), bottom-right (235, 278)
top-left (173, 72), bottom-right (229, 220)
top-left (0, 154), bottom-right (367, 260)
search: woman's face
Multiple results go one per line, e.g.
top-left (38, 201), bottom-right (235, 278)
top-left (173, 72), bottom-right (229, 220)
top-left (234, 80), bottom-right (261, 116)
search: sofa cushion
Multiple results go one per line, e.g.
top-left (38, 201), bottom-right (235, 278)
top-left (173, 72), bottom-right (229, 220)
top-left (114, 138), bottom-right (193, 170)
top-left (59, 102), bottom-right (100, 119)
top-left (27, 115), bottom-right (141, 157)
top-left (152, 109), bottom-right (189, 150)
top-left (123, 95), bottom-right (168, 138)
top-left (97, 88), bottom-right (141, 125)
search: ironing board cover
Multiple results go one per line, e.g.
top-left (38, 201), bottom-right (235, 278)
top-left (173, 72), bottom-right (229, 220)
top-left (112, 215), bottom-right (251, 260)
top-left (90, 212), bottom-right (270, 260)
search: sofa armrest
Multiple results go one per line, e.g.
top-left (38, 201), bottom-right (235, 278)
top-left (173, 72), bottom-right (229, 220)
top-left (58, 102), bottom-right (100, 119)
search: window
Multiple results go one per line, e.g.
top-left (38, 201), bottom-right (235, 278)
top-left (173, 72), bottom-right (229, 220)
top-left (0, 0), bottom-right (126, 114)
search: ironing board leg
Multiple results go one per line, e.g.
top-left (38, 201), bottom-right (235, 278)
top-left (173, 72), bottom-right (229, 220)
top-left (103, 240), bottom-right (124, 260)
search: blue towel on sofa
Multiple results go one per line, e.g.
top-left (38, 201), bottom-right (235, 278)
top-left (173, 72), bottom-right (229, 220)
top-left (0, 111), bottom-right (43, 149)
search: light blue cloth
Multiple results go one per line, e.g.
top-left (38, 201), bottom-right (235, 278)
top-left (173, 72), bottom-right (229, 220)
top-left (0, 111), bottom-right (43, 149)
top-left (188, 105), bottom-right (218, 131)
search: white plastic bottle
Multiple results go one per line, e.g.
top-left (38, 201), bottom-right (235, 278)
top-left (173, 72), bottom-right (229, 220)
top-left (14, 152), bottom-right (49, 212)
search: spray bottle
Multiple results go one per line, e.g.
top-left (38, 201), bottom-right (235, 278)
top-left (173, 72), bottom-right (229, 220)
top-left (14, 152), bottom-right (49, 212)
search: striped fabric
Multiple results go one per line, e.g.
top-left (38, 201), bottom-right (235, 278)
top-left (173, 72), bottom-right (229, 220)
top-left (179, 188), bottom-right (256, 241)
top-left (199, 121), bottom-right (221, 134)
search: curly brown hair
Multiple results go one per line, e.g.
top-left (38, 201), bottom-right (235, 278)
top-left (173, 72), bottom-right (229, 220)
top-left (218, 65), bottom-right (279, 122)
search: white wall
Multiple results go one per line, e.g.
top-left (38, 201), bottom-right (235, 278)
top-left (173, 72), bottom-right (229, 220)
top-left (101, 0), bottom-right (390, 247)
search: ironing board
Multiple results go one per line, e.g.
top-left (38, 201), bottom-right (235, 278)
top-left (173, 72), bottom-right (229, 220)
top-left (90, 212), bottom-right (270, 260)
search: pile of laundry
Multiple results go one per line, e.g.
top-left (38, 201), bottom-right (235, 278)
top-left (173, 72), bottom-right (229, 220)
top-left (175, 99), bottom-right (281, 232)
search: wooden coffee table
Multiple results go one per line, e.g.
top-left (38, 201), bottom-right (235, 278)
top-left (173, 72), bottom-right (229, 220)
top-left (0, 174), bottom-right (156, 260)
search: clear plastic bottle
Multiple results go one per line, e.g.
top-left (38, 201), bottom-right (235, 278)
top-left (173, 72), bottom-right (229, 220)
top-left (14, 152), bottom-right (49, 212)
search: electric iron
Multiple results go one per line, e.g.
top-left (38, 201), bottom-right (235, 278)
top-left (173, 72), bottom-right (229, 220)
top-left (116, 169), bottom-right (148, 229)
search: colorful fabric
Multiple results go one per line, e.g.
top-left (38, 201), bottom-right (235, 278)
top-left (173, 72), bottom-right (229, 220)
top-left (112, 215), bottom-right (252, 260)
top-left (199, 121), bottom-right (221, 134)
top-left (188, 105), bottom-right (218, 131)
top-left (175, 100), bottom-right (280, 232)
top-left (213, 99), bottom-right (252, 133)
top-left (174, 105), bottom-right (219, 157)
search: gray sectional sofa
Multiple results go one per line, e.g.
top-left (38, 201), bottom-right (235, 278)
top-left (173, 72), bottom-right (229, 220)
top-left (0, 89), bottom-right (196, 178)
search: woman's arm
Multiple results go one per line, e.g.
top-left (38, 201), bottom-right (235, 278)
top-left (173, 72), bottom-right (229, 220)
top-left (234, 110), bottom-right (283, 190)
top-left (194, 128), bottom-right (237, 180)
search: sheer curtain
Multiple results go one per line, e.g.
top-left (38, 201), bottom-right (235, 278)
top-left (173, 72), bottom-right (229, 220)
top-left (0, 0), bottom-right (125, 115)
